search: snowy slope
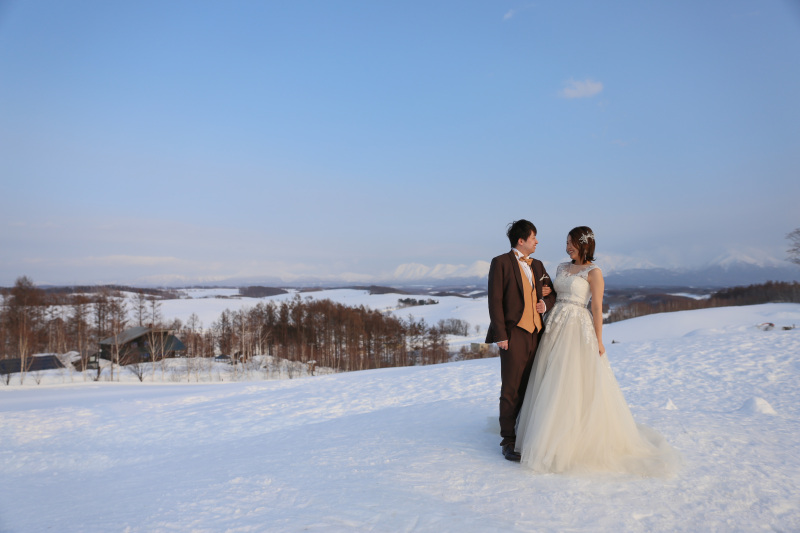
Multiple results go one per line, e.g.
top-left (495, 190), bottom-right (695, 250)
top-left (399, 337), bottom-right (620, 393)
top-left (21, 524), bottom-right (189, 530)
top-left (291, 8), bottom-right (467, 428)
top-left (159, 288), bottom-right (491, 350)
top-left (1, 304), bottom-right (799, 532)
top-left (163, 288), bottom-right (489, 330)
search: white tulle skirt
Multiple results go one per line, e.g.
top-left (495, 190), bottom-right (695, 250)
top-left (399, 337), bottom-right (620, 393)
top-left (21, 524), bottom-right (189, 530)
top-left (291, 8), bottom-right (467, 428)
top-left (515, 301), bottom-right (679, 476)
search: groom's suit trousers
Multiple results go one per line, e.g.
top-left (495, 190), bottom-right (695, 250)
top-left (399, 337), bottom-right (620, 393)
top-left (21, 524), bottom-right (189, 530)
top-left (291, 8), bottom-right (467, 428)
top-left (498, 325), bottom-right (540, 446)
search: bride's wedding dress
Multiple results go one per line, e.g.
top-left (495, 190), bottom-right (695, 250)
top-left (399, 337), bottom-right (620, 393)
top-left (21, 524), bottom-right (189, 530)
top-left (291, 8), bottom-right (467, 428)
top-left (515, 263), bottom-right (679, 476)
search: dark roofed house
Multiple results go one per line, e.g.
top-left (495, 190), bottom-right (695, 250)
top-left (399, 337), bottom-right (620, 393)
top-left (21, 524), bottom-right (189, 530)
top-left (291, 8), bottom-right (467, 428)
top-left (0, 354), bottom-right (65, 375)
top-left (99, 327), bottom-right (186, 365)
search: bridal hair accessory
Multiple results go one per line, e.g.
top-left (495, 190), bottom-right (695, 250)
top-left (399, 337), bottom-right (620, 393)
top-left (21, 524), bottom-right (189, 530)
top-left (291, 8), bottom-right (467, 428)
top-left (578, 232), bottom-right (595, 244)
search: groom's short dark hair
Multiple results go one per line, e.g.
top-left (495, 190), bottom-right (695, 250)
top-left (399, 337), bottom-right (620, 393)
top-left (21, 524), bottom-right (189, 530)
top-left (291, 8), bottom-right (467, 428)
top-left (507, 220), bottom-right (537, 248)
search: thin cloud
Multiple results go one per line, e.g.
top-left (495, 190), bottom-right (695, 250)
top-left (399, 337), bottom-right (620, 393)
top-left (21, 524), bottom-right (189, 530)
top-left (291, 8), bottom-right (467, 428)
top-left (82, 255), bottom-right (181, 267)
top-left (560, 78), bottom-right (604, 99)
top-left (503, 3), bottom-right (536, 21)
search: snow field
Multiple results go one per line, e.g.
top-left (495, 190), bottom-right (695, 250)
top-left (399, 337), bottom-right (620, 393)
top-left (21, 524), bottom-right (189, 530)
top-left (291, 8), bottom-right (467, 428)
top-left (0, 302), bottom-right (798, 531)
top-left (163, 288), bottom-right (489, 333)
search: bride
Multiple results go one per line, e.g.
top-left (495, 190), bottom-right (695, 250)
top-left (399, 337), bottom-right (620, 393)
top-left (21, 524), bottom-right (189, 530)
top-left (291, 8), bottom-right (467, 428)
top-left (515, 227), bottom-right (679, 476)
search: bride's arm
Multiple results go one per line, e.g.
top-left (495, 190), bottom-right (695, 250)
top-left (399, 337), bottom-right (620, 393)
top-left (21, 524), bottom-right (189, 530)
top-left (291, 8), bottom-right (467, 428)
top-left (588, 268), bottom-right (605, 356)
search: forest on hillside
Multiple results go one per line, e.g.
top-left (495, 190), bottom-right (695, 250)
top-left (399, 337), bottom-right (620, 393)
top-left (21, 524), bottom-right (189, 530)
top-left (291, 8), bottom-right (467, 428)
top-left (606, 281), bottom-right (800, 323)
top-left (0, 277), bottom-right (472, 383)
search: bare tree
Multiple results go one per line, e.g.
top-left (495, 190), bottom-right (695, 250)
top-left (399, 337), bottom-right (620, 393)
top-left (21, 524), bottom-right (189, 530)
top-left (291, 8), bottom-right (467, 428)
top-left (213, 309), bottom-right (235, 358)
top-left (126, 359), bottom-right (147, 382)
top-left (143, 297), bottom-right (167, 380)
top-left (47, 304), bottom-right (73, 382)
top-left (144, 328), bottom-right (170, 381)
top-left (46, 306), bottom-right (61, 354)
top-left (91, 291), bottom-right (111, 382)
top-left (438, 318), bottom-right (470, 336)
top-left (6, 277), bottom-right (45, 384)
top-left (184, 313), bottom-right (201, 382)
top-left (787, 228), bottom-right (800, 266)
top-left (94, 289), bottom-right (110, 342)
top-left (107, 296), bottom-right (128, 381)
top-left (0, 292), bottom-right (8, 361)
top-left (134, 291), bottom-right (148, 327)
top-left (70, 295), bottom-right (91, 380)
top-left (148, 296), bottom-right (162, 327)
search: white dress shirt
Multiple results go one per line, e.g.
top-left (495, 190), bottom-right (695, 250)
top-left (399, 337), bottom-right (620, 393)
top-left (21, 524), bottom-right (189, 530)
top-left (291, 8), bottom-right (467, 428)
top-left (512, 248), bottom-right (547, 312)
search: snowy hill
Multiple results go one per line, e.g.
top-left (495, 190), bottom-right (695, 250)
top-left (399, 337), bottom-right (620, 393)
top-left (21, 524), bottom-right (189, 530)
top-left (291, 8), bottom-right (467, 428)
top-left (1, 304), bottom-right (799, 532)
top-left (158, 288), bottom-right (491, 350)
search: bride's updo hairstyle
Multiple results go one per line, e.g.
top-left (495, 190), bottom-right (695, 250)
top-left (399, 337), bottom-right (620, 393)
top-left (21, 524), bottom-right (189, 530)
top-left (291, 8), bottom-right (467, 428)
top-left (568, 226), bottom-right (596, 263)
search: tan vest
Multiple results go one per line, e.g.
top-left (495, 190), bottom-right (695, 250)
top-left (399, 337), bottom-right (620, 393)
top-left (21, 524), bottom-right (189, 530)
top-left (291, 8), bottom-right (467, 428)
top-left (516, 260), bottom-right (543, 333)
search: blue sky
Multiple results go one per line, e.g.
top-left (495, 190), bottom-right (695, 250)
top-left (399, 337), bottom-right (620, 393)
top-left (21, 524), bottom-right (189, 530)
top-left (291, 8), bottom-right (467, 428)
top-left (1, 0), bottom-right (799, 285)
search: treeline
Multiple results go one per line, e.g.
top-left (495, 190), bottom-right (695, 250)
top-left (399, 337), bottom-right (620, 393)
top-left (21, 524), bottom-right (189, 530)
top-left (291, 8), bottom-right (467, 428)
top-left (1, 277), bottom-right (472, 381)
top-left (0, 276), bottom-right (177, 382)
top-left (238, 286), bottom-right (288, 298)
top-left (185, 295), bottom-right (452, 372)
top-left (606, 281), bottom-right (800, 323)
top-left (397, 297), bottom-right (438, 308)
top-left (41, 284), bottom-right (181, 299)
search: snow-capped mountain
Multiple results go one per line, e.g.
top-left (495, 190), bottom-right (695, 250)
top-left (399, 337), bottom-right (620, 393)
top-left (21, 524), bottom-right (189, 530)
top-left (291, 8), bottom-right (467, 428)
top-left (391, 261), bottom-right (490, 282)
top-left (120, 251), bottom-right (797, 290)
top-left (602, 253), bottom-right (798, 288)
top-left (706, 250), bottom-right (789, 269)
top-left (385, 253), bottom-right (798, 289)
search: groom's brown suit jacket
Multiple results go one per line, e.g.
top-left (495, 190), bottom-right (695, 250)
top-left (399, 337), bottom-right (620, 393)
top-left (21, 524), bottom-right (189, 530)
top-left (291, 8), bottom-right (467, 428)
top-left (485, 251), bottom-right (556, 343)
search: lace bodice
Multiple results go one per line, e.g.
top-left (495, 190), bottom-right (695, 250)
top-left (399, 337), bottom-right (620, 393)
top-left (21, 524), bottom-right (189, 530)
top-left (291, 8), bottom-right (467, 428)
top-left (553, 262), bottom-right (600, 307)
top-left (544, 262), bottom-right (602, 347)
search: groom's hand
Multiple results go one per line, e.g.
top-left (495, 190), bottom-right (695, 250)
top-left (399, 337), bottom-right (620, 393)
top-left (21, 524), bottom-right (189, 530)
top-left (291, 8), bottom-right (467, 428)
top-left (497, 340), bottom-right (508, 350)
top-left (536, 301), bottom-right (546, 314)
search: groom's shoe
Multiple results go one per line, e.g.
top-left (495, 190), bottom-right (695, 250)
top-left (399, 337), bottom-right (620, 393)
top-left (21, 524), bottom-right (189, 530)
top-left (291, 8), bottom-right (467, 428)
top-left (502, 444), bottom-right (521, 462)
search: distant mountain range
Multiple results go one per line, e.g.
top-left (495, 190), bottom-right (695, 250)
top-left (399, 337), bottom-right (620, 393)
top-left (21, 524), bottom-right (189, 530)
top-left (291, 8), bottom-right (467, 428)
top-left (602, 252), bottom-right (799, 288)
top-left (388, 254), bottom-right (799, 289)
top-left (105, 253), bottom-right (799, 290)
top-left (384, 255), bottom-right (799, 290)
top-left (602, 263), bottom-right (799, 288)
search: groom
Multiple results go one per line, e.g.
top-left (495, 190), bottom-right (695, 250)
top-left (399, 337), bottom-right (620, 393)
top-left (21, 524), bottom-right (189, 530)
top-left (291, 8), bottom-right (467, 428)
top-left (486, 220), bottom-right (556, 462)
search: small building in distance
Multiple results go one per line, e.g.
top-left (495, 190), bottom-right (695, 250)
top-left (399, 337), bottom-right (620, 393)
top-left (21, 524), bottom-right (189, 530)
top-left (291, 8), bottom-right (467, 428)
top-left (0, 354), bottom-right (66, 375)
top-left (98, 326), bottom-right (186, 365)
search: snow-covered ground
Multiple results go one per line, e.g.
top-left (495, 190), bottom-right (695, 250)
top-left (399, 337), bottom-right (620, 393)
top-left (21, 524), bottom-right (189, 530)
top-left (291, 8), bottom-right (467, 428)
top-left (1, 303), bottom-right (799, 532)
top-left (7, 353), bottom-right (336, 387)
top-left (160, 287), bottom-right (489, 352)
top-left (165, 288), bottom-right (488, 332)
top-left (668, 292), bottom-right (712, 300)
